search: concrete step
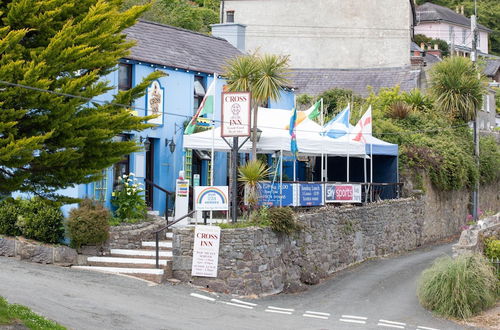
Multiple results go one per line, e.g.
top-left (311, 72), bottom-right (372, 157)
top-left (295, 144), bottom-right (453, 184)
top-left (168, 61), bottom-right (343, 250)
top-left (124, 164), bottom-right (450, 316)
top-left (109, 249), bottom-right (172, 259)
top-left (87, 256), bottom-right (169, 268)
top-left (141, 241), bottom-right (172, 249)
top-left (73, 266), bottom-right (164, 283)
top-left (166, 232), bottom-right (173, 239)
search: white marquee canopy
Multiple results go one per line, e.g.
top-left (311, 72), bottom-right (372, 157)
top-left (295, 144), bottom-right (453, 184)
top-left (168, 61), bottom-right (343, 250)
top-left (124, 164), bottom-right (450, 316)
top-left (183, 108), bottom-right (366, 157)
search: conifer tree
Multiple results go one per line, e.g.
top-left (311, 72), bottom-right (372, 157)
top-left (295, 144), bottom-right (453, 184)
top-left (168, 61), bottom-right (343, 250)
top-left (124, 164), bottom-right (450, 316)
top-left (0, 0), bottom-right (164, 198)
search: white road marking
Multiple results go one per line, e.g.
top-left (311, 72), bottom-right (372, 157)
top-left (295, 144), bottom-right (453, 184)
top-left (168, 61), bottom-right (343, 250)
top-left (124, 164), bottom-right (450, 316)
top-left (379, 320), bottom-right (406, 326)
top-left (265, 309), bottom-right (292, 315)
top-left (417, 326), bottom-right (440, 330)
top-left (303, 314), bottom-right (328, 320)
top-left (305, 311), bottom-right (330, 316)
top-left (267, 306), bottom-right (295, 312)
top-left (339, 319), bottom-right (367, 324)
top-left (223, 302), bottom-right (253, 309)
top-left (230, 299), bottom-right (257, 307)
top-left (341, 315), bottom-right (368, 320)
top-left (190, 293), bottom-right (216, 302)
top-left (377, 323), bottom-right (405, 329)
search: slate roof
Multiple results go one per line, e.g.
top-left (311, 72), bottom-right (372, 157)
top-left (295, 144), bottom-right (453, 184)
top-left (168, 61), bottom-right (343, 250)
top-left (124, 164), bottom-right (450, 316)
top-left (289, 67), bottom-right (422, 97)
top-left (484, 60), bottom-right (500, 78)
top-left (123, 20), bottom-right (242, 74)
top-left (425, 53), bottom-right (442, 65)
top-left (411, 42), bottom-right (424, 52)
top-left (416, 3), bottom-right (491, 32)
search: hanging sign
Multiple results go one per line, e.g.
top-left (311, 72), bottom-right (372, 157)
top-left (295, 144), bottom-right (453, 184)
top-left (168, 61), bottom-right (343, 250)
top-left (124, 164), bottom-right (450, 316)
top-left (146, 80), bottom-right (164, 125)
top-left (325, 184), bottom-right (362, 203)
top-left (194, 186), bottom-right (229, 211)
top-left (257, 182), bottom-right (295, 207)
top-left (298, 183), bottom-right (324, 207)
top-left (221, 92), bottom-right (251, 137)
top-left (191, 225), bottom-right (221, 277)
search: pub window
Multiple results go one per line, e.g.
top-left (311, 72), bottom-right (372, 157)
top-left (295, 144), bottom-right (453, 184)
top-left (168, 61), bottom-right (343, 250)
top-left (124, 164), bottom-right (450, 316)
top-left (226, 11), bottom-right (235, 23)
top-left (193, 76), bottom-right (206, 113)
top-left (113, 134), bottom-right (131, 188)
top-left (118, 63), bottom-right (132, 91)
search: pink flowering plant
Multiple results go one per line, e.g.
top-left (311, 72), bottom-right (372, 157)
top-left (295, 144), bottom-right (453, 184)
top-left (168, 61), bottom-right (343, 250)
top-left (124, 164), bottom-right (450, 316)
top-left (111, 173), bottom-right (147, 222)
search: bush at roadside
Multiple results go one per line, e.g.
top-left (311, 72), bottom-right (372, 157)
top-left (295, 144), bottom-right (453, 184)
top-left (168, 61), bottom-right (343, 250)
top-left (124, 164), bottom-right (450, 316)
top-left (484, 238), bottom-right (500, 260)
top-left (67, 199), bottom-right (110, 248)
top-left (417, 253), bottom-right (498, 319)
top-left (0, 199), bottom-right (22, 237)
top-left (15, 198), bottom-right (65, 244)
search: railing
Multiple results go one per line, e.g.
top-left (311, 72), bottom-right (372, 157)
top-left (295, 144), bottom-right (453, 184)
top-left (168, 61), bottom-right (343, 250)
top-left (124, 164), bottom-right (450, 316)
top-left (144, 178), bottom-right (174, 221)
top-left (153, 210), bottom-right (196, 269)
top-left (362, 182), bottom-right (404, 202)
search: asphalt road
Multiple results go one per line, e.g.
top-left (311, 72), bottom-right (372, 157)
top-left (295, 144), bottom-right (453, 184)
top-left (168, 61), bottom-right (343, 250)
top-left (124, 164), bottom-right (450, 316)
top-left (0, 243), bottom-right (478, 330)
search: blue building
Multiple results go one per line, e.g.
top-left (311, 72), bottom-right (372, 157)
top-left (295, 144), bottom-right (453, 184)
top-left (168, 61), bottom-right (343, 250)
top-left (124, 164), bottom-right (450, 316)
top-left (60, 20), bottom-right (244, 216)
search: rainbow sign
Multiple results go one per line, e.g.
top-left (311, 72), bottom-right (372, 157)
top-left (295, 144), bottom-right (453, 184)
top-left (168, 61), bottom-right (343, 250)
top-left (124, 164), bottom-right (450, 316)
top-left (194, 186), bottom-right (229, 211)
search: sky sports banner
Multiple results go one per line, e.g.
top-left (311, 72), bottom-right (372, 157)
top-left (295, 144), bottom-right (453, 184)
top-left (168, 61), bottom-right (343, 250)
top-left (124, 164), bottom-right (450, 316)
top-left (325, 184), bottom-right (362, 203)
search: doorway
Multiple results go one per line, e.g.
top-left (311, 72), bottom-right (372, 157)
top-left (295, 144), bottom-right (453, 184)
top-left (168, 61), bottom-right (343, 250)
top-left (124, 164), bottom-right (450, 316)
top-left (145, 138), bottom-right (154, 208)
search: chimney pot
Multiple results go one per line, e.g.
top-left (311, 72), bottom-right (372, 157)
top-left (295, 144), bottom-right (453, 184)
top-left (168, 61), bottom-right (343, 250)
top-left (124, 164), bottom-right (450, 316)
top-left (434, 44), bottom-right (439, 50)
top-left (461, 6), bottom-right (464, 15)
top-left (420, 42), bottom-right (426, 50)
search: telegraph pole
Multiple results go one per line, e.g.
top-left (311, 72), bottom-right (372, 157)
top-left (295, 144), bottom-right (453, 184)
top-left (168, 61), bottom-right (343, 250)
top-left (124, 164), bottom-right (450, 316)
top-left (471, 0), bottom-right (480, 221)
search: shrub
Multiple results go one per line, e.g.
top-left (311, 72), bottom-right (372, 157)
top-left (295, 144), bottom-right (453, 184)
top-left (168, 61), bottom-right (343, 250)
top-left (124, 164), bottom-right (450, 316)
top-left (0, 199), bottom-right (22, 237)
top-left (16, 198), bottom-right (64, 244)
top-left (67, 199), bottom-right (110, 248)
top-left (111, 173), bottom-right (147, 222)
top-left (484, 238), bottom-right (500, 260)
top-left (417, 253), bottom-right (498, 319)
top-left (267, 207), bottom-right (301, 235)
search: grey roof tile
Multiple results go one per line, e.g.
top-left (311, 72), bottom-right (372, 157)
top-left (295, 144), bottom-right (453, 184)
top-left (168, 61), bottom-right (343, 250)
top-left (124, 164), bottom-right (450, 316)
top-left (289, 67), bottom-right (422, 97)
top-left (416, 2), bottom-right (491, 32)
top-left (484, 60), bottom-right (500, 77)
top-left (123, 20), bottom-right (242, 74)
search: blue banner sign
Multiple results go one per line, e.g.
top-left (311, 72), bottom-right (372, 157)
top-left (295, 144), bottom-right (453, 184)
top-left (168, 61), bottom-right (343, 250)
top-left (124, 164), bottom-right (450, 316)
top-left (298, 183), bottom-right (323, 207)
top-left (258, 182), bottom-right (294, 207)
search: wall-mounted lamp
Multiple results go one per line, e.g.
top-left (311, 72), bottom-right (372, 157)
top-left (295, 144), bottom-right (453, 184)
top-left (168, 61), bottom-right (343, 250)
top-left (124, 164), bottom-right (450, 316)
top-left (165, 138), bottom-right (176, 153)
top-left (140, 136), bottom-right (151, 152)
top-left (251, 128), bottom-right (263, 143)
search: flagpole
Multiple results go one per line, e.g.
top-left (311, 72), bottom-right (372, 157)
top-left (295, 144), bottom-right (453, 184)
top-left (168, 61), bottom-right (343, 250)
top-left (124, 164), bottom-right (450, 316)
top-left (210, 73), bottom-right (217, 222)
top-left (320, 98), bottom-right (325, 182)
top-left (370, 142), bottom-right (373, 202)
top-left (346, 103), bottom-right (350, 183)
top-left (280, 149), bottom-right (283, 207)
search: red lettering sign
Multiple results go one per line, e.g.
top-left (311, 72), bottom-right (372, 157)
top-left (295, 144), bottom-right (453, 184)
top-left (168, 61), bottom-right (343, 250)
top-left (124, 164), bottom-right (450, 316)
top-left (336, 186), bottom-right (353, 200)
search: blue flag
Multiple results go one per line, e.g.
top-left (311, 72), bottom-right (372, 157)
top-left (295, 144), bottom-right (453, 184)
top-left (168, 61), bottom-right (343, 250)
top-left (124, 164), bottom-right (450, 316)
top-left (322, 105), bottom-right (350, 139)
top-left (289, 108), bottom-right (298, 157)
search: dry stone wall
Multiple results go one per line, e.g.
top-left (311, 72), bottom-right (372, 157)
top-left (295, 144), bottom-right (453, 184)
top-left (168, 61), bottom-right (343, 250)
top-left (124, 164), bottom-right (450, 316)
top-left (173, 198), bottom-right (427, 296)
top-left (0, 236), bottom-right (77, 265)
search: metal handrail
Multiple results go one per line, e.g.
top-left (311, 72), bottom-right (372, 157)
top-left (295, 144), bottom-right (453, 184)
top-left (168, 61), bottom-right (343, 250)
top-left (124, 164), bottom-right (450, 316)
top-left (144, 178), bottom-right (174, 221)
top-left (153, 210), bottom-right (196, 268)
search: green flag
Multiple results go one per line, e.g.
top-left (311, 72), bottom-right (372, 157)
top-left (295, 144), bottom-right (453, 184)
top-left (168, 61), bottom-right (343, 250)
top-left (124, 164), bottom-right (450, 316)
top-left (307, 100), bottom-right (321, 120)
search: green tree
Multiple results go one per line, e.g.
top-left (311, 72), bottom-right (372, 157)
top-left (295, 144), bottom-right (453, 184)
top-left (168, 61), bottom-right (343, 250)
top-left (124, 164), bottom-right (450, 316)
top-left (429, 56), bottom-right (485, 122)
top-left (224, 53), bottom-right (290, 159)
top-left (0, 0), bottom-right (164, 198)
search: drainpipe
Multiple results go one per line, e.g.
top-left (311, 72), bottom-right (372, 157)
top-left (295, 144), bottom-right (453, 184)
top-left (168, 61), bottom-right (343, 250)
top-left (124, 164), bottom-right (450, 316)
top-left (220, 0), bottom-right (225, 24)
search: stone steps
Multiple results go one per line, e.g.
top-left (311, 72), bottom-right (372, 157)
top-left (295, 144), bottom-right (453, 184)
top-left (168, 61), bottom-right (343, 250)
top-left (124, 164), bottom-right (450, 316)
top-left (73, 266), bottom-right (165, 283)
top-left (87, 256), bottom-right (169, 268)
top-left (141, 241), bottom-right (172, 249)
top-left (109, 248), bottom-right (172, 259)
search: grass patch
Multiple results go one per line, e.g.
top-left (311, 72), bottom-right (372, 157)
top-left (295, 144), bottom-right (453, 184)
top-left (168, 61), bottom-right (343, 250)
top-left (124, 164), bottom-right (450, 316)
top-left (0, 296), bottom-right (65, 329)
top-left (417, 253), bottom-right (498, 319)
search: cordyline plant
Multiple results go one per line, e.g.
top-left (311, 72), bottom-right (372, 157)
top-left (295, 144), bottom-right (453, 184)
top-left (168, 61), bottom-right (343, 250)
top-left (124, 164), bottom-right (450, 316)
top-left (238, 160), bottom-right (270, 211)
top-left (224, 53), bottom-right (290, 160)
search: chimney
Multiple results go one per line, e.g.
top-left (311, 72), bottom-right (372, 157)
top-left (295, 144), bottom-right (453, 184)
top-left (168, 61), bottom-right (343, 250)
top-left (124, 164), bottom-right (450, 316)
top-left (211, 23), bottom-right (247, 52)
top-left (460, 6), bottom-right (464, 16)
top-left (455, 6), bottom-right (459, 13)
top-left (420, 42), bottom-right (426, 50)
top-left (427, 44), bottom-right (442, 59)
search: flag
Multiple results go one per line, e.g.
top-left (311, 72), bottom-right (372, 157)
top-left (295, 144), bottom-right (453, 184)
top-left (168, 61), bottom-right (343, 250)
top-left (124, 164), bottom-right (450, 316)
top-left (289, 107), bottom-right (298, 157)
top-left (184, 79), bottom-right (216, 135)
top-left (322, 104), bottom-right (350, 139)
top-left (352, 106), bottom-right (372, 143)
top-left (285, 100), bottom-right (321, 129)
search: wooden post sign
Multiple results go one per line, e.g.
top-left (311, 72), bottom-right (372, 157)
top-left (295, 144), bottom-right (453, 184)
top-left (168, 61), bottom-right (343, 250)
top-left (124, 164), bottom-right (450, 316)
top-left (191, 225), bottom-right (221, 277)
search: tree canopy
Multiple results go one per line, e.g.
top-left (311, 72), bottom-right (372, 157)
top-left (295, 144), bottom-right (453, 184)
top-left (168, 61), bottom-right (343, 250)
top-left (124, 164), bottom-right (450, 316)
top-left (0, 0), bottom-right (164, 198)
top-left (415, 0), bottom-right (500, 55)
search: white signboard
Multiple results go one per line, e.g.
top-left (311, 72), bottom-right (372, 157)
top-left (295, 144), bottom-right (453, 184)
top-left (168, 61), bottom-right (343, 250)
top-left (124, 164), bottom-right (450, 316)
top-left (191, 225), bottom-right (221, 277)
top-left (325, 184), bottom-right (362, 203)
top-left (221, 92), bottom-right (251, 137)
top-left (146, 80), bottom-right (164, 125)
top-left (174, 179), bottom-right (190, 225)
top-left (194, 186), bottom-right (229, 211)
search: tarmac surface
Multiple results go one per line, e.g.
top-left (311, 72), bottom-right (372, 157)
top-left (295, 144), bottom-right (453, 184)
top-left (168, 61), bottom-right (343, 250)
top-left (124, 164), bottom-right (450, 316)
top-left (0, 243), bottom-right (478, 330)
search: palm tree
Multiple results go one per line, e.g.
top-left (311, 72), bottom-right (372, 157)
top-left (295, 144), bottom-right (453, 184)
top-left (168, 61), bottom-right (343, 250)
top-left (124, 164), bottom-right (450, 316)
top-left (238, 160), bottom-right (270, 211)
top-left (429, 56), bottom-right (485, 122)
top-left (224, 53), bottom-right (290, 159)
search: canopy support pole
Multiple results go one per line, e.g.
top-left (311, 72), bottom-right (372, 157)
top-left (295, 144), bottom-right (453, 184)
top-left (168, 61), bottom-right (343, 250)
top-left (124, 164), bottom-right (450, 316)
top-left (280, 149), bottom-right (283, 207)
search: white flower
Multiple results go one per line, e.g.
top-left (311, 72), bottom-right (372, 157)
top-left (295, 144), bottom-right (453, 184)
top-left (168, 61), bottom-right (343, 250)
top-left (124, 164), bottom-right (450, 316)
top-left (127, 178), bottom-right (132, 182)
top-left (129, 172), bottom-right (135, 177)
top-left (117, 176), bottom-right (122, 181)
top-left (127, 191), bottom-right (131, 195)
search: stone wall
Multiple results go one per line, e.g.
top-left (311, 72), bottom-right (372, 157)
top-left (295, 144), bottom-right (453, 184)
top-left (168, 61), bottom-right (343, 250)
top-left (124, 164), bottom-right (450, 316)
top-left (453, 213), bottom-right (500, 257)
top-left (105, 218), bottom-right (166, 251)
top-left (173, 198), bottom-right (428, 296)
top-left (0, 236), bottom-right (77, 265)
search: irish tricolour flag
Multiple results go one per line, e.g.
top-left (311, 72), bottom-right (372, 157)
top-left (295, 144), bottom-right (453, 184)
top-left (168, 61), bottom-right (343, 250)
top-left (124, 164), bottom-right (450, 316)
top-left (184, 79), bottom-right (216, 135)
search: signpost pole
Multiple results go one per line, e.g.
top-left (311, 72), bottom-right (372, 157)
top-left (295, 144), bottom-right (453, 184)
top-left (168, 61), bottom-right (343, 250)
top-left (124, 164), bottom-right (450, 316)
top-left (231, 137), bottom-right (239, 223)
